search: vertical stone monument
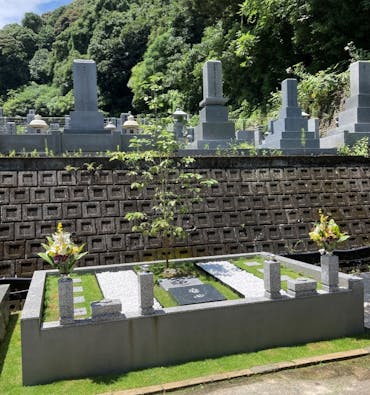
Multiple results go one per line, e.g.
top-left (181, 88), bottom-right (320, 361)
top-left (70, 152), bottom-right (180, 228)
top-left (321, 61), bottom-right (370, 147)
top-left (138, 267), bottom-right (154, 315)
top-left (66, 59), bottom-right (105, 134)
top-left (190, 60), bottom-right (235, 149)
top-left (260, 79), bottom-right (320, 152)
top-left (264, 257), bottom-right (282, 299)
top-left (26, 109), bottom-right (35, 134)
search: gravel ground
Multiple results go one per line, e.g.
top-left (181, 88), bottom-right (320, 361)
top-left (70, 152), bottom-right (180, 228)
top-left (96, 270), bottom-right (161, 314)
top-left (197, 260), bottom-right (265, 297)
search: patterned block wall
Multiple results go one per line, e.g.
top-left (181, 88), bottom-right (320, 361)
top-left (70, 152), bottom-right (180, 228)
top-left (1, 157), bottom-right (370, 277)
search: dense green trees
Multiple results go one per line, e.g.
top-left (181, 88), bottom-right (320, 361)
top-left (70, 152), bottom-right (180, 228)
top-left (0, 0), bottom-right (369, 124)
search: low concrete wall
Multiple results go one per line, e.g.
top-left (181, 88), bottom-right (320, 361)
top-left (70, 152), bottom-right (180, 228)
top-left (0, 284), bottom-right (10, 342)
top-left (21, 253), bottom-right (364, 385)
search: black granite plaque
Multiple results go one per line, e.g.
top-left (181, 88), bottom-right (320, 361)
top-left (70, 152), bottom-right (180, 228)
top-left (168, 284), bottom-right (226, 305)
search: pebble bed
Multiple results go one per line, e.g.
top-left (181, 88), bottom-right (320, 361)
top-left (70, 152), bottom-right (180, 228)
top-left (197, 260), bottom-right (265, 297)
top-left (96, 270), bottom-right (161, 314)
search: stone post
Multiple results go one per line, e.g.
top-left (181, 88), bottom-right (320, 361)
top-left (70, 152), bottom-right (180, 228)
top-left (321, 254), bottom-right (339, 292)
top-left (264, 257), bottom-right (282, 299)
top-left (138, 268), bottom-right (154, 315)
top-left (58, 276), bottom-right (74, 324)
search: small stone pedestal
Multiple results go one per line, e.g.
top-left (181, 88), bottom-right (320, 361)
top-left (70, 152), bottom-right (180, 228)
top-left (138, 270), bottom-right (154, 315)
top-left (321, 254), bottom-right (339, 292)
top-left (287, 278), bottom-right (317, 298)
top-left (58, 276), bottom-right (74, 324)
top-left (264, 258), bottom-right (282, 299)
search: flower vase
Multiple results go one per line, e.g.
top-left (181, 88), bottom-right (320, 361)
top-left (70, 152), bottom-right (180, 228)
top-left (320, 254), bottom-right (339, 292)
top-left (58, 275), bottom-right (74, 324)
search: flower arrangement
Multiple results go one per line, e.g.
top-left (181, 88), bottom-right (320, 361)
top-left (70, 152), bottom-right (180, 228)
top-left (38, 223), bottom-right (87, 275)
top-left (309, 210), bottom-right (349, 255)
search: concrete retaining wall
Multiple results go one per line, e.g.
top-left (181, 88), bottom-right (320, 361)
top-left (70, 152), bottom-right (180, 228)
top-left (21, 253), bottom-right (364, 385)
top-left (1, 156), bottom-right (370, 277)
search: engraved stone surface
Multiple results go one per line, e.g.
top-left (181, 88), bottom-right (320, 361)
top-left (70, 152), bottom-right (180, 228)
top-left (73, 286), bottom-right (83, 293)
top-left (159, 277), bottom-right (203, 291)
top-left (168, 284), bottom-right (226, 305)
top-left (72, 278), bottom-right (82, 283)
top-left (58, 276), bottom-right (74, 324)
top-left (263, 258), bottom-right (281, 299)
top-left (91, 299), bottom-right (121, 320)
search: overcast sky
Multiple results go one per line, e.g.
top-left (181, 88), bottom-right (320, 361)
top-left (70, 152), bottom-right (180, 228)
top-left (0, 0), bottom-right (73, 29)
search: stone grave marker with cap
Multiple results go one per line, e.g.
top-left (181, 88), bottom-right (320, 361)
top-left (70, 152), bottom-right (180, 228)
top-left (190, 60), bottom-right (235, 149)
top-left (66, 59), bottom-right (106, 134)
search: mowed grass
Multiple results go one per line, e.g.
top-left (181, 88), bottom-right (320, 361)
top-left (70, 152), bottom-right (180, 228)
top-left (1, 313), bottom-right (370, 395)
top-left (43, 273), bottom-right (103, 322)
top-left (232, 256), bottom-right (323, 291)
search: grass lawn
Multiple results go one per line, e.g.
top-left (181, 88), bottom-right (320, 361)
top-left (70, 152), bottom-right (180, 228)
top-left (43, 273), bottom-right (103, 322)
top-left (232, 256), bottom-right (323, 291)
top-left (1, 313), bottom-right (369, 394)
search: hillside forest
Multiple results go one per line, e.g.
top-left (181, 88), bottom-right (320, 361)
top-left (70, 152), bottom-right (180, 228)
top-left (1, 0), bottom-right (370, 131)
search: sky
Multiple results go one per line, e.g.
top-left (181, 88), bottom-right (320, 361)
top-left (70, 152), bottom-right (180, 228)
top-left (0, 0), bottom-right (73, 29)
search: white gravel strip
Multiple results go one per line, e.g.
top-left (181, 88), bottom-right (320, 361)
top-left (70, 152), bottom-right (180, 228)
top-left (96, 270), bottom-right (161, 314)
top-left (197, 260), bottom-right (265, 298)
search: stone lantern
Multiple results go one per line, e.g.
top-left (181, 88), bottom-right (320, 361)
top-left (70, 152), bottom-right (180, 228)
top-left (123, 114), bottom-right (139, 134)
top-left (104, 120), bottom-right (116, 133)
top-left (172, 108), bottom-right (187, 140)
top-left (28, 114), bottom-right (49, 134)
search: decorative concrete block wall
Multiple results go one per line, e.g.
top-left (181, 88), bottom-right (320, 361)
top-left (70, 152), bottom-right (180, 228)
top-left (1, 156), bottom-right (370, 277)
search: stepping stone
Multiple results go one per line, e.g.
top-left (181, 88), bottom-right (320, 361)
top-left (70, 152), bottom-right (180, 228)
top-left (245, 261), bottom-right (260, 267)
top-left (258, 268), bottom-right (264, 274)
top-left (73, 286), bottom-right (83, 293)
top-left (74, 296), bottom-right (85, 304)
top-left (73, 278), bottom-right (82, 283)
top-left (159, 277), bottom-right (202, 291)
top-left (281, 275), bottom-right (291, 281)
top-left (74, 307), bottom-right (87, 316)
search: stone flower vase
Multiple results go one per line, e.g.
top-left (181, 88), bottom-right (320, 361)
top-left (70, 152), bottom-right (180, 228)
top-left (58, 275), bottom-right (74, 324)
top-left (320, 253), bottom-right (339, 292)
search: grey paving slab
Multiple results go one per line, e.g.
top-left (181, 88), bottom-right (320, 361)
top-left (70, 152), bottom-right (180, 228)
top-left (74, 307), bottom-right (87, 316)
top-left (159, 277), bottom-right (203, 291)
top-left (73, 286), bottom-right (83, 293)
top-left (168, 284), bottom-right (226, 305)
top-left (73, 296), bottom-right (85, 304)
top-left (245, 261), bottom-right (260, 267)
top-left (72, 278), bottom-right (82, 283)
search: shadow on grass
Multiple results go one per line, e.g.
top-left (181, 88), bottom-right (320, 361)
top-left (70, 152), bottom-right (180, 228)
top-left (91, 373), bottom-right (125, 385)
top-left (0, 313), bottom-right (18, 375)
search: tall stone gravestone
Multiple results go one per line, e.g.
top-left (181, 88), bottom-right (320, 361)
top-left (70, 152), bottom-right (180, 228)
top-left (66, 59), bottom-right (106, 134)
top-left (190, 60), bottom-right (235, 149)
top-left (260, 79), bottom-right (320, 152)
top-left (26, 109), bottom-right (35, 134)
top-left (321, 61), bottom-right (370, 148)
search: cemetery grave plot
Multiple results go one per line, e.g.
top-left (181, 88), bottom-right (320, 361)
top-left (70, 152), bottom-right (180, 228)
top-left (142, 262), bottom-right (241, 308)
top-left (42, 273), bottom-right (103, 322)
top-left (42, 255), bottom-right (325, 321)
